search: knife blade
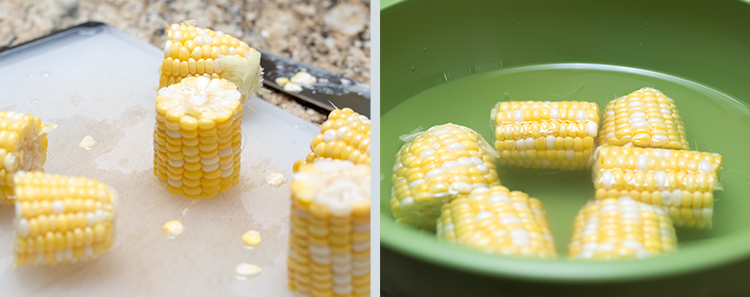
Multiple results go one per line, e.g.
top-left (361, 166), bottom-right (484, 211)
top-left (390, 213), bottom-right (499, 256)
top-left (259, 52), bottom-right (371, 118)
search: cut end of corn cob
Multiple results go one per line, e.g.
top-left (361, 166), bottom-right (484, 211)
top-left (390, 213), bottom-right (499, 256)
top-left (12, 171), bottom-right (117, 266)
top-left (592, 146), bottom-right (722, 228)
top-left (154, 76), bottom-right (243, 199)
top-left (600, 87), bottom-right (689, 149)
top-left (390, 123), bottom-right (501, 231)
top-left (294, 108), bottom-right (371, 172)
top-left (0, 111), bottom-right (51, 204)
top-left (568, 197), bottom-right (677, 261)
top-left (288, 160), bottom-right (370, 297)
top-left (490, 101), bottom-right (600, 170)
top-left (436, 186), bottom-right (556, 259)
top-left (160, 21), bottom-right (263, 101)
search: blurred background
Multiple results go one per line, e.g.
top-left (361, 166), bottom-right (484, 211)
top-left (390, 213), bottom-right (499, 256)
top-left (0, 0), bottom-right (371, 125)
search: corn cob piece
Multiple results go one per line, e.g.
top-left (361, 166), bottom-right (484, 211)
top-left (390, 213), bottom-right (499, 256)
top-left (600, 87), bottom-right (689, 149)
top-left (160, 21), bottom-right (262, 101)
top-left (436, 186), bottom-right (556, 259)
top-left (390, 123), bottom-right (501, 231)
top-left (288, 160), bottom-right (370, 297)
top-left (568, 196), bottom-right (677, 261)
top-left (12, 171), bottom-right (117, 266)
top-left (293, 108), bottom-right (371, 172)
top-left (153, 76), bottom-right (243, 199)
top-left (490, 101), bottom-right (600, 169)
top-left (592, 146), bottom-right (722, 228)
top-left (0, 111), bottom-right (51, 204)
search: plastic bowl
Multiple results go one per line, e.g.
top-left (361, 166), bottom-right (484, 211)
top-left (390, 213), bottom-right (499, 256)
top-left (380, 0), bottom-right (750, 296)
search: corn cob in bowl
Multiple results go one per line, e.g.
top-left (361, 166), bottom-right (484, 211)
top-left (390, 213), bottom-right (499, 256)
top-left (293, 108), bottom-right (371, 172)
top-left (288, 160), bottom-right (370, 297)
top-left (490, 101), bottom-right (600, 169)
top-left (154, 76), bottom-right (243, 198)
top-left (13, 171), bottom-right (117, 266)
top-left (600, 87), bottom-right (689, 149)
top-left (568, 196), bottom-right (677, 261)
top-left (160, 21), bottom-right (263, 101)
top-left (0, 111), bottom-right (51, 204)
top-left (390, 123), bottom-right (501, 231)
top-left (436, 186), bottom-right (556, 259)
top-left (592, 146), bottom-right (723, 228)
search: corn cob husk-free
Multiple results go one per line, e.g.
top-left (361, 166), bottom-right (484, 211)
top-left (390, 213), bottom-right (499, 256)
top-left (490, 101), bottom-right (600, 169)
top-left (13, 171), bottom-right (116, 266)
top-left (0, 111), bottom-right (50, 204)
top-left (288, 160), bottom-right (370, 297)
top-left (153, 76), bottom-right (243, 199)
top-left (436, 186), bottom-right (556, 259)
top-left (568, 196), bottom-right (677, 261)
top-left (160, 21), bottom-right (262, 101)
top-left (600, 87), bottom-right (689, 149)
top-left (293, 108), bottom-right (370, 172)
top-left (592, 146), bottom-right (722, 228)
top-left (391, 123), bottom-right (501, 231)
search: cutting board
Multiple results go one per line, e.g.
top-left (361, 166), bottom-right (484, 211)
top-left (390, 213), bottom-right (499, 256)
top-left (0, 23), bottom-right (320, 296)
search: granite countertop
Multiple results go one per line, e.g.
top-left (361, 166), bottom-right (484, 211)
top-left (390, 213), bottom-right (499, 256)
top-left (0, 0), bottom-right (371, 125)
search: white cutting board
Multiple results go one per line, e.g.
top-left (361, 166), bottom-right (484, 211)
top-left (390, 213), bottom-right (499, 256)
top-left (0, 24), bottom-right (319, 296)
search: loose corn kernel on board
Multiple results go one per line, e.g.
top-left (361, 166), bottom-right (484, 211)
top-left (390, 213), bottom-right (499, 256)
top-left (0, 24), bottom-right (320, 296)
top-left (381, 64), bottom-right (750, 274)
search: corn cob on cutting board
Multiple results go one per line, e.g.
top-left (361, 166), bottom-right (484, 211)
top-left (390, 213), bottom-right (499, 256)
top-left (0, 23), bottom-right (320, 296)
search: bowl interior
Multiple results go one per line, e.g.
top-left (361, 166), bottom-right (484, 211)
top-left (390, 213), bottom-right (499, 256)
top-left (380, 0), bottom-right (750, 281)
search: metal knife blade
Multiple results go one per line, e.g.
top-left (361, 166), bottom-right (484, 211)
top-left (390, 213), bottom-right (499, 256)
top-left (259, 52), bottom-right (371, 118)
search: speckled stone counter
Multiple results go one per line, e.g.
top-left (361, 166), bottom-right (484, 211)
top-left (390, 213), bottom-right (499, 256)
top-left (0, 0), bottom-right (370, 125)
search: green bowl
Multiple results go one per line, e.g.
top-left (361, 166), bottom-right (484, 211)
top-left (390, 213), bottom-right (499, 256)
top-left (380, 0), bottom-right (750, 295)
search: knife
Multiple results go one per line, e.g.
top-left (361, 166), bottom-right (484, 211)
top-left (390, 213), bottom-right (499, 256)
top-left (259, 52), bottom-right (371, 118)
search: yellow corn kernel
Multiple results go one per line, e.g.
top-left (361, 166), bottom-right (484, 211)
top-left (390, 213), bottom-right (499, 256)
top-left (390, 123), bottom-right (501, 231)
top-left (154, 76), bottom-right (243, 198)
top-left (159, 21), bottom-right (262, 101)
top-left (12, 171), bottom-right (116, 266)
top-left (490, 101), bottom-right (600, 169)
top-left (592, 146), bottom-right (722, 228)
top-left (288, 160), bottom-right (370, 297)
top-left (568, 197), bottom-right (677, 260)
top-left (436, 186), bottom-right (556, 259)
top-left (599, 87), bottom-right (689, 149)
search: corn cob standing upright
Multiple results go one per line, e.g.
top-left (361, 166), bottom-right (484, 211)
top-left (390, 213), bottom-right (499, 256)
top-left (153, 76), bottom-right (243, 199)
top-left (293, 108), bottom-right (371, 172)
top-left (391, 123), bottom-right (502, 231)
top-left (436, 186), bottom-right (556, 259)
top-left (599, 87), bottom-right (689, 149)
top-left (568, 196), bottom-right (677, 261)
top-left (0, 111), bottom-right (51, 204)
top-left (288, 160), bottom-right (370, 297)
top-left (592, 146), bottom-right (723, 228)
top-left (12, 171), bottom-right (117, 266)
top-left (160, 21), bottom-right (263, 101)
top-left (490, 101), bottom-right (600, 169)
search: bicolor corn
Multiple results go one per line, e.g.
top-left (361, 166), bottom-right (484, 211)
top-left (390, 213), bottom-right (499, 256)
top-left (294, 108), bottom-right (371, 172)
top-left (288, 160), bottom-right (370, 297)
top-left (568, 196), bottom-right (677, 260)
top-left (600, 87), bottom-right (688, 149)
top-left (154, 76), bottom-right (243, 198)
top-left (592, 146), bottom-right (722, 228)
top-left (160, 21), bottom-right (262, 101)
top-left (437, 186), bottom-right (556, 259)
top-left (491, 101), bottom-right (600, 169)
top-left (390, 123), bottom-right (501, 231)
top-left (13, 172), bottom-right (117, 266)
